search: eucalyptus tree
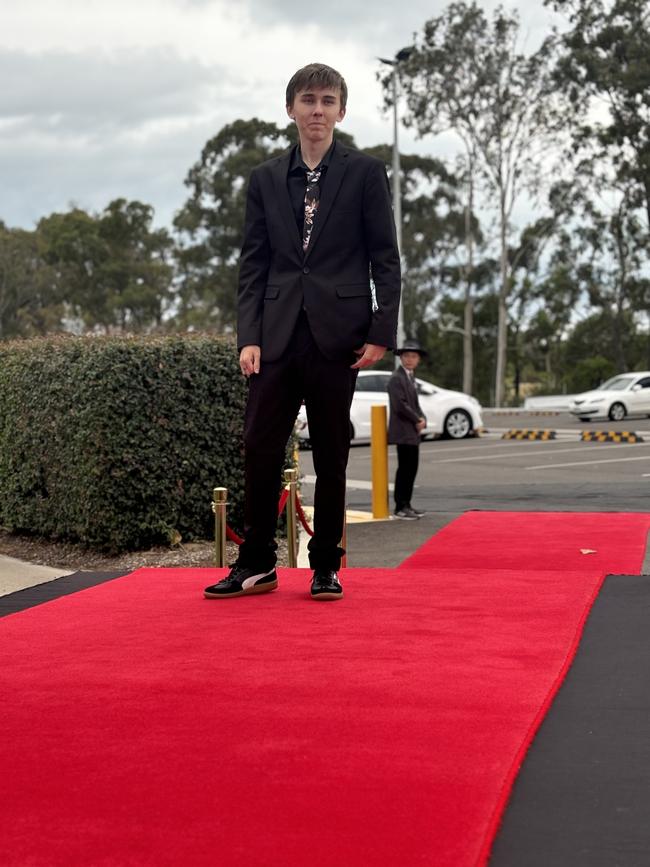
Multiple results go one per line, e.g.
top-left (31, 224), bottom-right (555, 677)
top-left (40, 200), bottom-right (173, 333)
top-left (387, 1), bottom-right (565, 405)
top-left (546, 176), bottom-right (648, 372)
top-left (547, 0), bottom-right (650, 233)
top-left (0, 222), bottom-right (62, 339)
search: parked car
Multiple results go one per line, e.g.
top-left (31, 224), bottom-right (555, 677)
top-left (296, 370), bottom-right (483, 445)
top-left (569, 372), bottom-right (650, 421)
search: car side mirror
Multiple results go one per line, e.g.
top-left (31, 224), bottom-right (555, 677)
top-left (632, 384), bottom-right (642, 392)
top-left (417, 382), bottom-right (434, 395)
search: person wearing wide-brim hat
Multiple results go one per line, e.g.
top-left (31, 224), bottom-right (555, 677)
top-left (388, 340), bottom-right (428, 519)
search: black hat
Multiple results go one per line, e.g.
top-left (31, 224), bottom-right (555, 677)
top-left (395, 339), bottom-right (428, 357)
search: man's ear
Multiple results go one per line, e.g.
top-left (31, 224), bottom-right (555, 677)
top-left (337, 107), bottom-right (346, 123)
top-left (286, 104), bottom-right (295, 120)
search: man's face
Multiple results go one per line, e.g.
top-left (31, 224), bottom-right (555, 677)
top-left (287, 87), bottom-right (345, 146)
top-left (401, 351), bottom-right (421, 371)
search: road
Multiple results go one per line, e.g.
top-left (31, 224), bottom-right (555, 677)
top-left (298, 411), bottom-right (650, 514)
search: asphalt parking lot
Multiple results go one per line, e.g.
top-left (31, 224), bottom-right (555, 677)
top-left (298, 411), bottom-right (650, 514)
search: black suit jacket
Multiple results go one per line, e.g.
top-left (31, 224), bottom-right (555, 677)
top-left (237, 142), bottom-right (401, 362)
top-left (388, 366), bottom-right (425, 446)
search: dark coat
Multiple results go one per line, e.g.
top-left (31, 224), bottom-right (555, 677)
top-left (237, 141), bottom-right (401, 362)
top-left (388, 366), bottom-right (425, 445)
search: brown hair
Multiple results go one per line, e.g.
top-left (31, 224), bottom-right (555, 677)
top-left (286, 63), bottom-right (348, 110)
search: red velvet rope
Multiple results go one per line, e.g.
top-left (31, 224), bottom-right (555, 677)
top-left (295, 496), bottom-right (314, 537)
top-left (226, 525), bottom-right (244, 546)
top-left (277, 488), bottom-right (290, 516)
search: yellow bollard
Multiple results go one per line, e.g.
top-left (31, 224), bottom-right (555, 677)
top-left (212, 487), bottom-right (228, 568)
top-left (284, 468), bottom-right (298, 568)
top-left (371, 404), bottom-right (389, 519)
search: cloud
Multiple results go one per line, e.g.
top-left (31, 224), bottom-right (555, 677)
top-left (0, 47), bottom-right (225, 131)
top-left (0, 114), bottom-right (221, 230)
top-left (0, 45), bottom-right (244, 229)
top-left (0, 0), bottom-right (563, 231)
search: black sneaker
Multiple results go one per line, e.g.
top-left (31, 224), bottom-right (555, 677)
top-left (394, 508), bottom-right (419, 520)
top-left (204, 565), bottom-right (278, 598)
top-left (310, 569), bottom-right (343, 601)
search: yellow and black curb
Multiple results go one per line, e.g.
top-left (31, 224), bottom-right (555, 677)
top-left (502, 430), bottom-right (557, 441)
top-left (580, 431), bottom-right (645, 443)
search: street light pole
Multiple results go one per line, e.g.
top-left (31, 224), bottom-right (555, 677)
top-left (391, 68), bottom-right (405, 351)
top-left (379, 49), bottom-right (412, 356)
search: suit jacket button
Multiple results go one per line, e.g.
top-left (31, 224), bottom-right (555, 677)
top-left (303, 266), bottom-right (310, 274)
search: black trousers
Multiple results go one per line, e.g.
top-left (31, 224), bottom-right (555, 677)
top-left (238, 313), bottom-right (358, 572)
top-left (394, 443), bottom-right (419, 511)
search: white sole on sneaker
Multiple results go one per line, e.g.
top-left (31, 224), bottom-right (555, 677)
top-left (203, 571), bottom-right (278, 599)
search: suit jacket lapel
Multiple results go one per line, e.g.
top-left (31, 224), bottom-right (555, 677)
top-left (304, 145), bottom-right (349, 263)
top-left (400, 366), bottom-right (415, 403)
top-left (271, 152), bottom-right (303, 260)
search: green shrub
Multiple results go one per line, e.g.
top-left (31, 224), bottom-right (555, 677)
top-left (0, 334), bottom-right (258, 552)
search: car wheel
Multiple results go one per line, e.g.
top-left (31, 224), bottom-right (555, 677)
top-left (608, 402), bottom-right (626, 422)
top-left (444, 409), bottom-right (472, 439)
top-left (349, 421), bottom-right (355, 442)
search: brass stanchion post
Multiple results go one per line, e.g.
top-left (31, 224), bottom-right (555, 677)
top-left (284, 468), bottom-right (298, 568)
top-left (341, 503), bottom-right (348, 568)
top-left (371, 404), bottom-right (389, 519)
top-left (212, 487), bottom-right (228, 568)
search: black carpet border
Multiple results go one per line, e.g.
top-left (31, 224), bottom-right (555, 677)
top-left (0, 571), bottom-right (131, 617)
top-left (490, 571), bottom-right (650, 867)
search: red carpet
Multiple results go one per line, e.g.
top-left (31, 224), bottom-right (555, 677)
top-left (1, 512), bottom-right (649, 866)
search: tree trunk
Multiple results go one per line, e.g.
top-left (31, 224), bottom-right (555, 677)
top-left (494, 191), bottom-right (509, 407)
top-left (462, 169), bottom-right (474, 395)
top-left (463, 299), bottom-right (474, 394)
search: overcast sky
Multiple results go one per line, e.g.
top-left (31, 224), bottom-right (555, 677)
top-left (2, 0), bottom-right (561, 231)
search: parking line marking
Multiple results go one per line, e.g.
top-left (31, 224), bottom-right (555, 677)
top-left (302, 474), bottom-right (394, 491)
top-left (422, 442), bottom-right (650, 465)
top-left (527, 455), bottom-right (650, 470)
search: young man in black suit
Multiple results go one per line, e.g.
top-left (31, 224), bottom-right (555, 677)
top-left (204, 63), bottom-right (401, 601)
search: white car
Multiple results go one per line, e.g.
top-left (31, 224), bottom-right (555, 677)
top-left (297, 370), bottom-right (483, 445)
top-left (569, 372), bottom-right (650, 421)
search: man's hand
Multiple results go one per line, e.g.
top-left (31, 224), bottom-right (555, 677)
top-left (240, 345), bottom-right (261, 376)
top-left (351, 343), bottom-right (387, 369)
top-left (416, 418), bottom-right (426, 433)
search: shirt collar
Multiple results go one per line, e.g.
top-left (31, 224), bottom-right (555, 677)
top-left (288, 139), bottom-right (336, 175)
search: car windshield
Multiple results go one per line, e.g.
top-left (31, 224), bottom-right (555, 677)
top-left (355, 374), bottom-right (388, 392)
top-left (599, 376), bottom-right (635, 391)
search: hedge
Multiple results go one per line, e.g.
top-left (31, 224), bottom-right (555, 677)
top-left (0, 334), bottom-right (280, 552)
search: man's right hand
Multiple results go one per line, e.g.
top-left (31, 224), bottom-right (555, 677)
top-left (240, 345), bottom-right (261, 377)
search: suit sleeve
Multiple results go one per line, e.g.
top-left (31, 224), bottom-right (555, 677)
top-left (363, 160), bottom-right (401, 349)
top-left (237, 169), bottom-right (270, 350)
top-left (388, 375), bottom-right (421, 425)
